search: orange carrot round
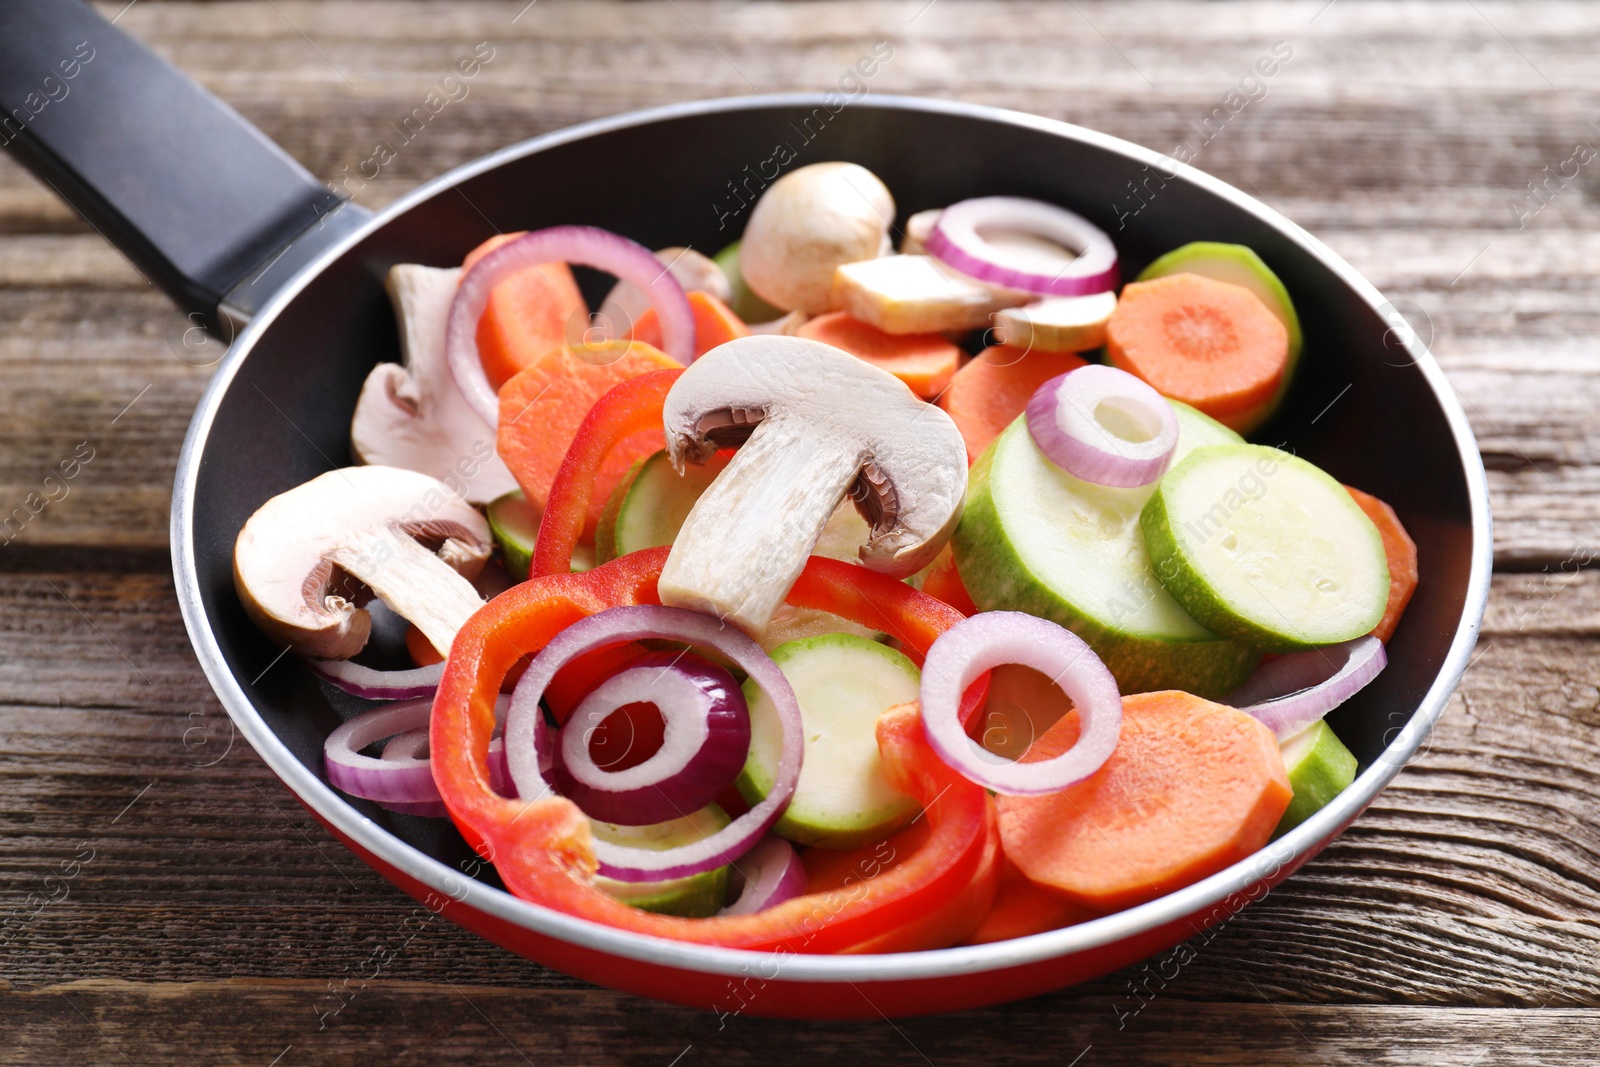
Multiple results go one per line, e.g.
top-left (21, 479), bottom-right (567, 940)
top-left (404, 623), bottom-right (445, 667)
top-left (1346, 485), bottom-right (1419, 643)
top-left (998, 690), bottom-right (1291, 912)
top-left (496, 340), bottom-right (681, 538)
top-left (1106, 272), bottom-right (1288, 431)
top-left (796, 311), bottom-right (964, 399)
top-left (629, 289), bottom-right (750, 357)
top-left (938, 345), bottom-right (1089, 461)
top-left (462, 232), bottom-right (589, 392)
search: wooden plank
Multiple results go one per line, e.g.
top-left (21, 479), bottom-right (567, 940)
top-left (0, 2), bottom-right (1592, 560)
top-left (0, 986), bottom-right (1596, 1066)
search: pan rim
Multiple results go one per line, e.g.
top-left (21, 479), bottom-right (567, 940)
top-left (171, 92), bottom-right (1492, 985)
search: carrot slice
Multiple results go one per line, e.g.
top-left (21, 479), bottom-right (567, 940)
top-left (629, 290), bottom-right (750, 357)
top-left (998, 690), bottom-right (1291, 912)
top-left (404, 624), bottom-right (444, 667)
top-left (1106, 273), bottom-right (1289, 431)
top-left (497, 340), bottom-right (682, 537)
top-left (462, 232), bottom-right (589, 392)
top-left (1345, 486), bottom-right (1419, 643)
top-left (938, 345), bottom-right (1089, 462)
top-left (963, 856), bottom-right (1100, 945)
top-left (796, 311), bottom-right (963, 399)
top-left (803, 796), bottom-right (1003, 953)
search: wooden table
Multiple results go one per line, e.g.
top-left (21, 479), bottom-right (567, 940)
top-left (2, 1), bottom-right (1596, 1062)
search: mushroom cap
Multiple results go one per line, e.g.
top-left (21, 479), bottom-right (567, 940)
top-left (350, 265), bottom-right (518, 505)
top-left (662, 335), bottom-right (967, 576)
top-left (739, 162), bottom-right (894, 315)
top-left (233, 465), bottom-right (491, 660)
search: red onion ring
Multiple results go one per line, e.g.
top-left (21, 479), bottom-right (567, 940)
top-left (1227, 636), bottom-right (1387, 740)
top-left (308, 658), bottom-right (445, 701)
top-left (505, 605), bottom-right (802, 883)
top-left (446, 225), bottom-right (697, 427)
top-left (1025, 365), bottom-right (1179, 487)
top-left (553, 651), bottom-right (750, 826)
top-left (720, 836), bottom-right (807, 916)
top-left (925, 196), bottom-right (1119, 297)
top-left (324, 697), bottom-right (514, 816)
top-left (920, 611), bottom-right (1122, 796)
top-left (377, 730), bottom-right (450, 817)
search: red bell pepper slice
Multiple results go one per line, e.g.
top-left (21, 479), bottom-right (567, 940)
top-left (531, 368), bottom-right (681, 578)
top-left (431, 548), bottom-right (991, 952)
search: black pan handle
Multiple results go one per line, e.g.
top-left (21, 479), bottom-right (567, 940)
top-left (0, 0), bottom-right (369, 329)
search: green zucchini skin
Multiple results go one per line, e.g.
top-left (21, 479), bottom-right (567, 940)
top-left (954, 413), bottom-right (1258, 699)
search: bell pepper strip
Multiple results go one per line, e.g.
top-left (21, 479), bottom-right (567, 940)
top-left (803, 787), bottom-right (1003, 953)
top-left (531, 369), bottom-right (682, 578)
top-left (918, 544), bottom-right (978, 617)
top-left (431, 548), bottom-right (991, 951)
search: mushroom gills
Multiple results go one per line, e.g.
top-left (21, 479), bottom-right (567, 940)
top-left (328, 525), bottom-right (487, 658)
top-left (233, 466), bottom-right (492, 661)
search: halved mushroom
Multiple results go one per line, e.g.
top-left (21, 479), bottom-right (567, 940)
top-left (349, 264), bottom-right (518, 505)
top-left (234, 465), bottom-right (492, 661)
top-left (658, 335), bottom-right (967, 633)
top-left (595, 246), bottom-right (732, 334)
top-left (740, 162), bottom-right (895, 315)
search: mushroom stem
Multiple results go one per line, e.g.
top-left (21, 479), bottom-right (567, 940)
top-left (659, 421), bottom-right (862, 634)
top-left (328, 525), bottom-right (485, 656)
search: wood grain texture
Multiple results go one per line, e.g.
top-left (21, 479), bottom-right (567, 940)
top-left (1, 1), bottom-right (1597, 1063)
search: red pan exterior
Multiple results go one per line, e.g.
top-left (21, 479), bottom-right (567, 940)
top-left (305, 794), bottom-right (1357, 1018)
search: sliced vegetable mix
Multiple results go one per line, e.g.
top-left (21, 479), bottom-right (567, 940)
top-left (232, 161), bottom-right (1418, 953)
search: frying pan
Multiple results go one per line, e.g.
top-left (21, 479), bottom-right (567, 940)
top-left (1, 1), bottom-right (1491, 1018)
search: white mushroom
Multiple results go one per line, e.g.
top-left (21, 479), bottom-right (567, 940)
top-left (657, 335), bottom-right (967, 634)
top-left (739, 162), bottom-right (895, 315)
top-left (831, 254), bottom-right (1031, 334)
top-left (349, 265), bottom-right (518, 505)
top-left (234, 465), bottom-right (491, 661)
top-left (595, 247), bottom-right (733, 336)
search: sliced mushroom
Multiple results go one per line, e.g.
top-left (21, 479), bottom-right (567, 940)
top-left (595, 246), bottom-right (733, 336)
top-left (831, 254), bottom-right (1032, 334)
top-left (350, 265), bottom-right (518, 505)
top-left (658, 335), bottom-right (967, 633)
top-left (234, 465), bottom-right (492, 661)
top-left (740, 162), bottom-right (895, 315)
